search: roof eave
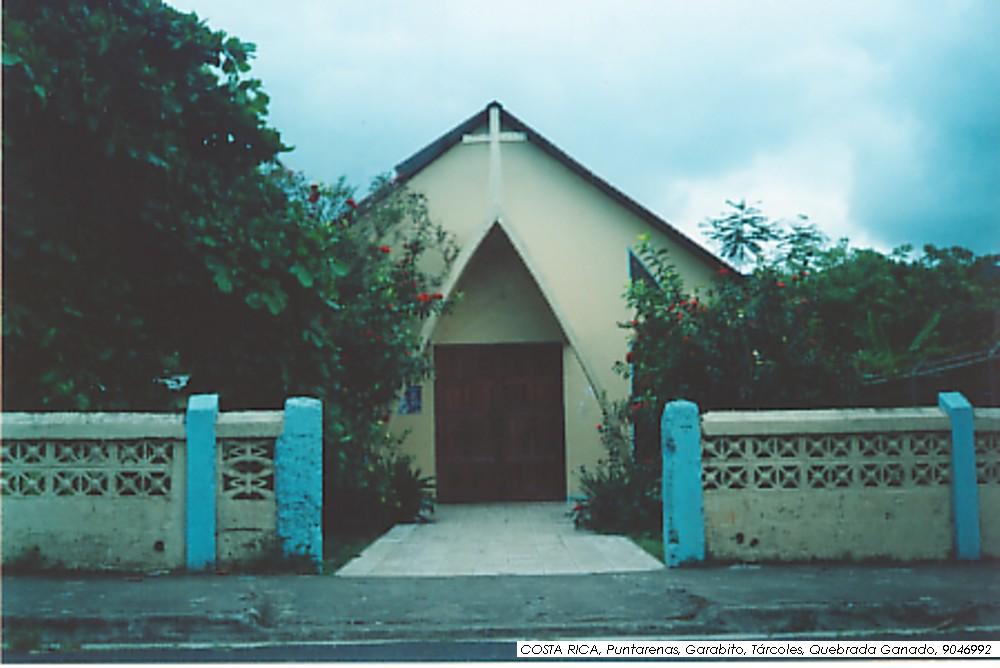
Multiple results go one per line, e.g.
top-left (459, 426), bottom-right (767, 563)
top-left (393, 102), bottom-right (737, 274)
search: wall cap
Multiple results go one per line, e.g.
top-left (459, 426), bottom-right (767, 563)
top-left (974, 407), bottom-right (1000, 432)
top-left (216, 411), bottom-right (284, 438)
top-left (702, 407), bottom-right (949, 436)
top-left (0, 412), bottom-right (185, 440)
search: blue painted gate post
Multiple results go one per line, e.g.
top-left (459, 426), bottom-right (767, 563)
top-left (186, 394), bottom-right (219, 570)
top-left (275, 397), bottom-right (323, 570)
top-left (939, 391), bottom-right (981, 560)
top-left (661, 400), bottom-right (706, 567)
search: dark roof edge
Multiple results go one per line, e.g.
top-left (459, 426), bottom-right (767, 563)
top-left (394, 102), bottom-right (735, 273)
top-left (394, 105), bottom-right (491, 179)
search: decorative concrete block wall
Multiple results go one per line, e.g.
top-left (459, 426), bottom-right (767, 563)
top-left (215, 409), bottom-right (284, 565)
top-left (0, 413), bottom-right (188, 570)
top-left (699, 408), bottom-right (954, 561)
top-left (0, 395), bottom-right (322, 572)
top-left (975, 407), bottom-right (1000, 557)
top-left (661, 393), bottom-right (999, 565)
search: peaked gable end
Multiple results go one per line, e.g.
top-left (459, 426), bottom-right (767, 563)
top-left (395, 101), bottom-right (730, 274)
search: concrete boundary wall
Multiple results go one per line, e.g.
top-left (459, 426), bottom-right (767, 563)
top-left (0, 395), bottom-right (322, 572)
top-left (662, 394), bottom-right (1000, 565)
top-left (974, 407), bottom-right (1000, 558)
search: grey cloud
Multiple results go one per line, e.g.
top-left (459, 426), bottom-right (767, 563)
top-left (169, 0), bottom-right (999, 253)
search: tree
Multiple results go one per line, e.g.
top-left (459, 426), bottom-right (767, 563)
top-left (3, 0), bottom-right (285, 409)
top-left (3, 0), bottom-right (461, 530)
top-left (699, 199), bottom-right (781, 269)
top-left (620, 205), bottom-right (1000, 415)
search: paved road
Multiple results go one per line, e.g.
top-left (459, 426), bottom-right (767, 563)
top-left (4, 641), bottom-right (513, 663)
top-left (7, 632), bottom-right (1000, 664)
top-left (4, 563), bottom-right (999, 654)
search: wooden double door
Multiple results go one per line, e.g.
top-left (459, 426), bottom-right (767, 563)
top-left (434, 343), bottom-right (566, 503)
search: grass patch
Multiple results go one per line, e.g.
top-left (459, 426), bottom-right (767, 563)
top-left (324, 528), bottom-right (387, 572)
top-left (631, 532), bottom-right (664, 563)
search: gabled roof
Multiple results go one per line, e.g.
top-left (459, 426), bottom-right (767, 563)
top-left (394, 101), bottom-right (732, 272)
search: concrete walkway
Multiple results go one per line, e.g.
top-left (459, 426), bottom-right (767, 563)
top-left (336, 502), bottom-right (664, 577)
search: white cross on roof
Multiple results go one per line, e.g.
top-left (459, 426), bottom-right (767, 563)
top-left (462, 105), bottom-right (526, 222)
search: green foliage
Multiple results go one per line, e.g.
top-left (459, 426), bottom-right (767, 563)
top-left (699, 199), bottom-right (781, 269)
top-left (571, 397), bottom-right (660, 534)
top-left (328, 427), bottom-right (436, 534)
top-left (622, 201), bottom-right (1000, 412)
top-left (3, 0), bottom-right (285, 410)
top-left (2, 0), bottom-right (457, 530)
top-left (807, 243), bottom-right (1000, 378)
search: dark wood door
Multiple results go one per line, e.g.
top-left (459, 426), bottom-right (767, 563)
top-left (435, 343), bottom-right (565, 502)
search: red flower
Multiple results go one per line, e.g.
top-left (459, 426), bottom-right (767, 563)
top-left (308, 184), bottom-right (320, 203)
top-left (596, 423), bottom-right (603, 432)
top-left (416, 292), bottom-right (431, 303)
top-left (626, 351), bottom-right (634, 363)
top-left (776, 281), bottom-right (786, 288)
top-left (346, 197), bottom-right (357, 209)
top-left (630, 319), bottom-right (639, 327)
top-left (431, 292), bottom-right (444, 300)
top-left (378, 245), bottom-right (391, 254)
top-left (717, 267), bottom-right (731, 276)
top-left (630, 401), bottom-right (644, 413)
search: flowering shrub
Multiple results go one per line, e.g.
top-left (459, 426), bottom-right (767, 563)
top-left (621, 239), bottom-right (853, 413)
top-left (571, 396), bottom-right (660, 534)
top-left (274, 171), bottom-right (459, 532)
top-left (621, 202), bottom-right (1000, 414)
top-left (575, 200), bottom-right (999, 536)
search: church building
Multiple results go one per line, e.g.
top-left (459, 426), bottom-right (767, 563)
top-left (388, 101), bottom-right (727, 502)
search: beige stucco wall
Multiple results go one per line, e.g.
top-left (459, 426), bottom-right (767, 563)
top-left (432, 226), bottom-right (564, 345)
top-left (981, 484), bottom-right (999, 558)
top-left (394, 121), bottom-right (718, 496)
top-left (704, 489), bottom-right (952, 561)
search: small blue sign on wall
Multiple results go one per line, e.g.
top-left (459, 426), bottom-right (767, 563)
top-left (398, 385), bottom-right (422, 415)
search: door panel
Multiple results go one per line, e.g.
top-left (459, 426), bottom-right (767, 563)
top-left (435, 344), bottom-right (565, 502)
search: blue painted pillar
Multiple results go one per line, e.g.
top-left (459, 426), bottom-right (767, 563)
top-left (275, 397), bottom-right (323, 569)
top-left (185, 394), bottom-right (219, 570)
top-left (662, 400), bottom-right (706, 567)
top-left (939, 391), bottom-right (981, 560)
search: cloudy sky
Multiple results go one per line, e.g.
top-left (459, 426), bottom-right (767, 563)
top-left (167, 0), bottom-right (999, 255)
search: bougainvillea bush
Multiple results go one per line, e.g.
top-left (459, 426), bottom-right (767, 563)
top-left (622, 201), bottom-right (1000, 415)
top-left (576, 200), bottom-right (999, 535)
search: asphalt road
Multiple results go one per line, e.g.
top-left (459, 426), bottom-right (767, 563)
top-left (6, 633), bottom-right (1000, 664)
